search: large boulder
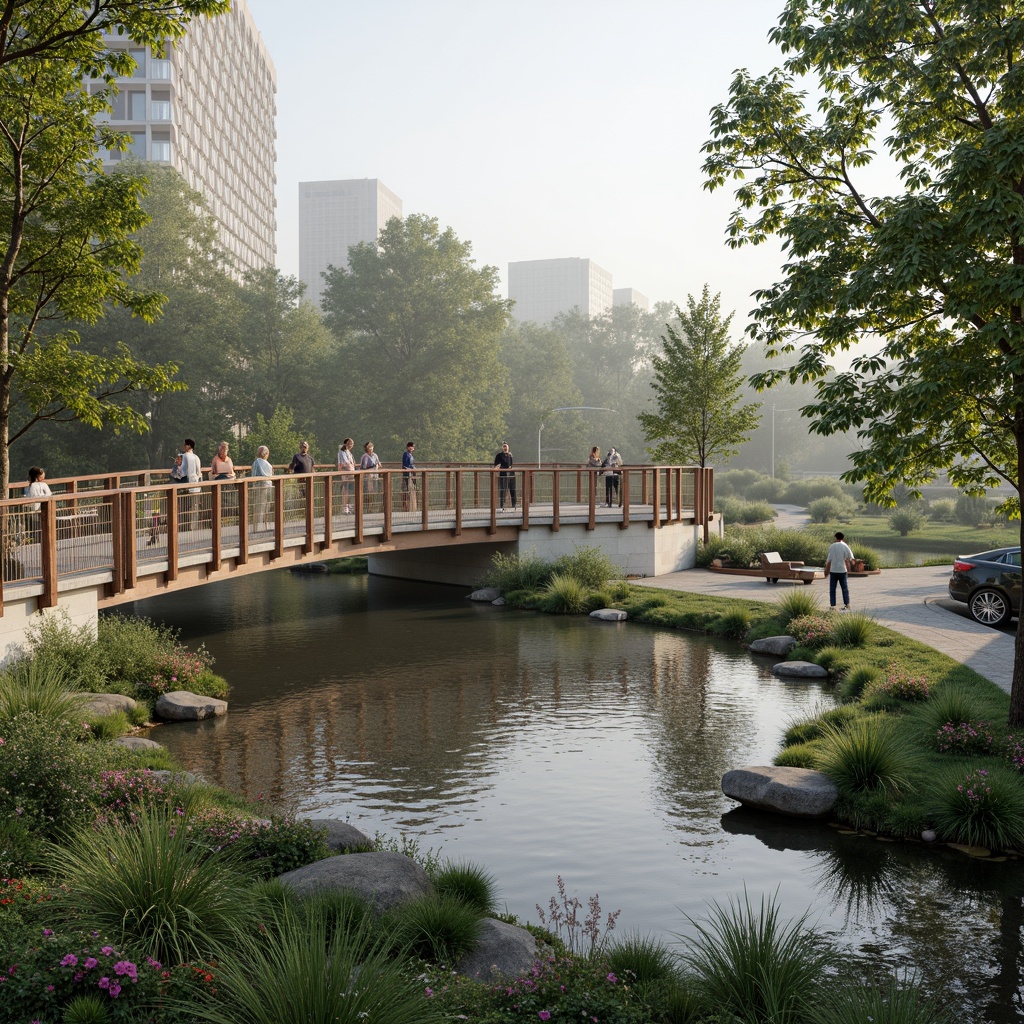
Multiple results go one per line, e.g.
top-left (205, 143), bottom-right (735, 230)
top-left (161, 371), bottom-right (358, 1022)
top-left (154, 691), bottom-right (228, 721)
top-left (276, 851), bottom-right (431, 913)
top-left (301, 818), bottom-right (373, 853)
top-left (469, 587), bottom-right (501, 602)
top-left (78, 693), bottom-right (137, 717)
top-left (748, 636), bottom-right (797, 656)
top-left (455, 918), bottom-right (540, 980)
top-left (590, 608), bottom-right (627, 622)
top-left (722, 766), bottom-right (838, 819)
top-left (114, 735), bottom-right (163, 751)
top-left (771, 660), bottom-right (828, 679)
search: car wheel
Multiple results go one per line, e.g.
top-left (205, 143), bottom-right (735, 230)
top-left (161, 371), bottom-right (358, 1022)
top-left (968, 588), bottom-right (1013, 627)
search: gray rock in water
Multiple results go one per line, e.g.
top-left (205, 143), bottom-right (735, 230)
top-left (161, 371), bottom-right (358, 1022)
top-left (154, 691), bottom-right (228, 721)
top-left (277, 851), bottom-right (431, 913)
top-left (79, 692), bottom-right (137, 717)
top-left (149, 769), bottom-right (203, 787)
top-left (748, 636), bottom-right (797, 656)
top-left (771, 660), bottom-right (828, 679)
top-left (590, 608), bottom-right (627, 621)
top-left (301, 818), bottom-right (373, 853)
top-left (921, 829), bottom-right (937, 843)
top-left (722, 766), bottom-right (838, 819)
top-left (491, 597), bottom-right (506, 606)
top-left (455, 918), bottom-right (540, 980)
top-left (469, 587), bottom-right (501, 602)
top-left (114, 735), bottom-right (163, 751)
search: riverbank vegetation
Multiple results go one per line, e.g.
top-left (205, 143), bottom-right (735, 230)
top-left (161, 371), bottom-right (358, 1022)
top-left (695, 526), bottom-right (881, 572)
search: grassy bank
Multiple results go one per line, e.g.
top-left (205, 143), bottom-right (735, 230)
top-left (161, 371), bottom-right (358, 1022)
top-left (804, 516), bottom-right (1018, 557)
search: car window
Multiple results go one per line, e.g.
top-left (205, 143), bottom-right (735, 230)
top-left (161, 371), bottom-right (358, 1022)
top-left (1007, 550), bottom-right (1023, 567)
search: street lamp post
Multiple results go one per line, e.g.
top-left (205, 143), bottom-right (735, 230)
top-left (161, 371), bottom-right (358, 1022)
top-left (537, 407), bottom-right (616, 465)
top-left (771, 405), bottom-right (796, 479)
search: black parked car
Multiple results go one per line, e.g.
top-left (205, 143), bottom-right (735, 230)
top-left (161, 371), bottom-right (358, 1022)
top-left (948, 546), bottom-right (1021, 627)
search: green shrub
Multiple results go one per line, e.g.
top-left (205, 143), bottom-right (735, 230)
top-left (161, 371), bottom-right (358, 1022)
top-left (0, 658), bottom-right (86, 724)
top-left (775, 589), bottom-right (821, 626)
top-left (62, 994), bottom-right (110, 1024)
top-left (482, 551), bottom-right (552, 592)
top-left (22, 612), bottom-right (105, 691)
top-left (143, 645), bottom-right (218, 699)
top-left (954, 495), bottom-right (989, 527)
top-left (839, 666), bottom-right (882, 702)
top-left (682, 891), bottom-right (834, 1024)
top-left (432, 860), bottom-right (499, 917)
top-left (787, 614), bottom-right (835, 649)
top-left (544, 572), bottom-right (591, 614)
top-left (887, 508), bottom-right (923, 536)
top-left (848, 543), bottom-right (880, 571)
top-left (814, 717), bottom-right (917, 796)
top-left (386, 891), bottom-right (483, 963)
top-left (746, 475), bottom-right (789, 502)
top-left (712, 609), bottom-right (751, 640)
top-left (915, 685), bottom-right (987, 734)
top-left (814, 646), bottom-right (852, 675)
top-left (784, 476), bottom-right (848, 506)
top-left (934, 720), bottom-right (995, 755)
top-left (928, 498), bottom-right (957, 522)
top-left (718, 497), bottom-right (777, 524)
top-left (81, 709), bottom-right (129, 741)
top-left (808, 496), bottom-right (854, 523)
top-left (95, 614), bottom-right (181, 694)
top-left (606, 931), bottom-right (680, 985)
top-left (775, 742), bottom-right (819, 768)
top-left (48, 805), bottom-right (261, 964)
top-left (868, 663), bottom-right (930, 705)
top-left (809, 973), bottom-right (951, 1024)
top-left (189, 811), bottom-right (330, 876)
top-left (829, 613), bottom-right (875, 649)
top-left (928, 765), bottom-right (1024, 850)
top-left (0, 713), bottom-right (106, 837)
top-left (552, 545), bottom-right (617, 589)
top-left (295, 887), bottom-right (378, 949)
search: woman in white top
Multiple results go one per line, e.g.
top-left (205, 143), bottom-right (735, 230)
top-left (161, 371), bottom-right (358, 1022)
top-left (337, 437), bottom-right (356, 513)
top-left (250, 445), bottom-right (273, 530)
top-left (25, 466), bottom-right (52, 512)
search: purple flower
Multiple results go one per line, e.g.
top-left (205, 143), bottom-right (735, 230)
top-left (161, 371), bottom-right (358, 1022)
top-left (98, 976), bottom-right (110, 989)
top-left (539, 1013), bottom-right (551, 1021)
top-left (607, 972), bottom-right (618, 983)
top-left (114, 961), bottom-right (137, 980)
top-left (101, 946), bottom-right (114, 956)
top-left (42, 929), bottom-right (52, 937)
top-left (109, 982), bottom-right (122, 998)
top-left (60, 954), bottom-right (78, 967)
top-left (425, 986), bottom-right (433, 997)
top-left (84, 957), bottom-right (98, 969)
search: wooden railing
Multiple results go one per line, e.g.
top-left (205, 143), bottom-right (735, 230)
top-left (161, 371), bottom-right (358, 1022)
top-left (0, 464), bottom-right (712, 613)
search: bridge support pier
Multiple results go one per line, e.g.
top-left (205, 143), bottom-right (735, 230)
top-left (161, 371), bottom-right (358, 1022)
top-left (0, 583), bottom-right (101, 666)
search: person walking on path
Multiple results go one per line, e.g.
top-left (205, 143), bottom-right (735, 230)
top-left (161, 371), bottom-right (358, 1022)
top-left (401, 441), bottom-right (418, 512)
top-left (494, 442), bottom-right (515, 511)
top-left (826, 531), bottom-right (855, 611)
top-left (602, 447), bottom-right (622, 507)
top-left (337, 438), bottom-right (356, 513)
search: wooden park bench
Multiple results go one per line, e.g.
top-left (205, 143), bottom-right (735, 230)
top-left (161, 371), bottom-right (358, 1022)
top-left (759, 551), bottom-right (824, 585)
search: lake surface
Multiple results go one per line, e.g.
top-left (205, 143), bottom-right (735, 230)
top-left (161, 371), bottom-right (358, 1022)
top-left (129, 572), bottom-right (1024, 1023)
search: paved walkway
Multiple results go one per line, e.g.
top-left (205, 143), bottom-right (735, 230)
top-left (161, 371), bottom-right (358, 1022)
top-left (644, 564), bottom-right (1015, 694)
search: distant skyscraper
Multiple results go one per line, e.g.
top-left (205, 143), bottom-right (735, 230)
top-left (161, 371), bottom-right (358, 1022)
top-left (95, 0), bottom-right (277, 275)
top-left (507, 258), bottom-right (613, 324)
top-left (613, 288), bottom-right (649, 311)
top-left (299, 179), bottom-right (403, 308)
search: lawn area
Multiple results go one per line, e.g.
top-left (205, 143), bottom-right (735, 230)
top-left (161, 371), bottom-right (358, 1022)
top-left (805, 515), bottom-right (1019, 557)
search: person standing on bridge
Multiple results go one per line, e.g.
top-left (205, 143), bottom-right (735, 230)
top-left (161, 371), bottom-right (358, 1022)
top-left (494, 442), bottom-right (515, 512)
top-left (251, 445), bottom-right (273, 531)
top-left (24, 466), bottom-right (52, 548)
top-left (360, 441), bottom-right (381, 513)
top-left (337, 438), bottom-right (356, 514)
top-left (179, 440), bottom-right (202, 533)
top-left (602, 447), bottom-right (622, 507)
top-left (401, 441), bottom-right (418, 513)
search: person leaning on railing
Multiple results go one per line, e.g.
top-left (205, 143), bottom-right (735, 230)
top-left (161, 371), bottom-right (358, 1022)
top-left (25, 467), bottom-right (52, 544)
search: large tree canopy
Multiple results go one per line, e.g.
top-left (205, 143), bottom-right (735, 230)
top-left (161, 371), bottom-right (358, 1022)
top-left (0, 1), bottom-right (229, 491)
top-left (320, 214), bottom-right (511, 462)
top-left (701, 0), bottom-right (1024, 722)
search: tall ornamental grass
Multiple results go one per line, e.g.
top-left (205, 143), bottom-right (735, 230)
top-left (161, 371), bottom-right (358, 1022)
top-left (0, 658), bottom-right (84, 724)
top-left (48, 804), bottom-right (261, 964)
top-left (682, 891), bottom-right (833, 1024)
top-left (809, 973), bottom-right (951, 1024)
top-left (181, 902), bottom-right (443, 1024)
top-left (814, 717), bottom-right (917, 796)
top-left (775, 589), bottom-right (820, 626)
top-left (544, 572), bottom-right (590, 614)
top-left (384, 891), bottom-right (483, 963)
top-left (431, 859), bottom-right (500, 917)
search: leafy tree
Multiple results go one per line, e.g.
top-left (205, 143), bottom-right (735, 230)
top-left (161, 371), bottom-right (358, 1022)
top-left (639, 286), bottom-right (761, 470)
top-left (0, 3), bottom-right (229, 492)
top-left (700, 1), bottom-right (1024, 723)
top-left (235, 405), bottom-right (314, 468)
top-left (320, 214), bottom-right (511, 461)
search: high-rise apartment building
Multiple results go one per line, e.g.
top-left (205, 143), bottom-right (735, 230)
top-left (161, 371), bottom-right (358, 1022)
top-left (299, 179), bottom-right (404, 308)
top-left (613, 288), bottom-right (649, 311)
top-left (95, 0), bottom-right (277, 275)
top-left (507, 258), bottom-right (613, 324)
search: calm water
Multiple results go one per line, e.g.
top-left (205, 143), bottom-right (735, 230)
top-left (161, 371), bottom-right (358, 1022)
top-left (130, 573), bottom-right (1024, 1023)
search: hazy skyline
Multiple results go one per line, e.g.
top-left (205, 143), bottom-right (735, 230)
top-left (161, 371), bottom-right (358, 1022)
top-left (245, 0), bottom-right (789, 327)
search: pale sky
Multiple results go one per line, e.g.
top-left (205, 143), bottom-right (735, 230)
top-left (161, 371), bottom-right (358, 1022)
top-left (244, 0), bottom-right (788, 325)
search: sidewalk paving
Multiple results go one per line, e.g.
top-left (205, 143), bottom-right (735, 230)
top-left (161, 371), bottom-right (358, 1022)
top-left (643, 565), bottom-right (1014, 694)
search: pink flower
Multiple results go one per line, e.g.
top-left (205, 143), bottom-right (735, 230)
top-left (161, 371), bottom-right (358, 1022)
top-left (425, 986), bottom-right (433, 997)
top-left (60, 954), bottom-right (78, 967)
top-left (101, 946), bottom-right (114, 956)
top-left (98, 976), bottom-right (110, 989)
top-left (109, 982), bottom-right (122, 998)
top-left (607, 972), bottom-right (618, 983)
top-left (539, 1013), bottom-right (551, 1021)
top-left (84, 957), bottom-right (98, 969)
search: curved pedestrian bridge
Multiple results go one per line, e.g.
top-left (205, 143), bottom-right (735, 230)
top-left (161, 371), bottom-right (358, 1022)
top-left (0, 463), bottom-right (712, 640)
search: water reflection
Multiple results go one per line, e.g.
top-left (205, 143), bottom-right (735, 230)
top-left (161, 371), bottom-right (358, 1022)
top-left (129, 572), bottom-right (1024, 1024)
